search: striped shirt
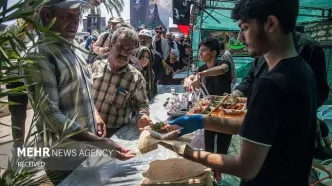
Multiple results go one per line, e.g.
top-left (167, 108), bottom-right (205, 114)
top-left (25, 41), bottom-right (96, 138)
top-left (92, 59), bottom-right (149, 129)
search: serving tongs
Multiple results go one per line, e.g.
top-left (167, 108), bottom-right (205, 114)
top-left (199, 78), bottom-right (209, 97)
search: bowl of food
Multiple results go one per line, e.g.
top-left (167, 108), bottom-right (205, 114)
top-left (148, 122), bottom-right (183, 140)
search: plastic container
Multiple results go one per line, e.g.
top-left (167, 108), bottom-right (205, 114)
top-left (148, 125), bottom-right (183, 140)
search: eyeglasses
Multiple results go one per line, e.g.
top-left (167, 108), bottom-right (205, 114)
top-left (155, 31), bottom-right (161, 34)
top-left (116, 45), bottom-right (134, 53)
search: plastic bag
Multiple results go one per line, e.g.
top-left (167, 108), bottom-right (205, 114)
top-left (190, 129), bottom-right (205, 150)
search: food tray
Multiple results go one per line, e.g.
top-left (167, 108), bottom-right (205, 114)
top-left (186, 98), bottom-right (222, 115)
top-left (203, 95), bottom-right (224, 102)
top-left (210, 108), bottom-right (246, 118)
top-left (148, 125), bottom-right (183, 140)
top-left (209, 96), bottom-right (247, 117)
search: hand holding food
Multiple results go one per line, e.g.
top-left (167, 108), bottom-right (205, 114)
top-left (150, 122), bottom-right (178, 134)
top-left (137, 114), bottom-right (151, 128)
top-left (168, 115), bottom-right (203, 136)
top-left (191, 73), bottom-right (201, 89)
top-left (183, 78), bottom-right (193, 91)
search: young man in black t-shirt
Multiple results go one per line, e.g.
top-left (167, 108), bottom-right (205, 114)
top-left (183, 38), bottom-right (232, 181)
top-left (169, 0), bottom-right (317, 185)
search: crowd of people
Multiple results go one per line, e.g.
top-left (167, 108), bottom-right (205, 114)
top-left (4, 0), bottom-right (332, 185)
top-left (75, 18), bottom-right (196, 89)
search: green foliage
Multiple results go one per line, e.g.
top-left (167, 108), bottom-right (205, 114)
top-left (0, 0), bottom-right (120, 185)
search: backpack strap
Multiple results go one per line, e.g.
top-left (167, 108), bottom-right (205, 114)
top-left (101, 32), bottom-right (110, 47)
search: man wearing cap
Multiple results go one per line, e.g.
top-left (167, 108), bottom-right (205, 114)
top-left (136, 24), bottom-right (146, 33)
top-left (138, 29), bottom-right (164, 87)
top-left (166, 32), bottom-right (178, 51)
top-left (93, 17), bottom-right (124, 55)
top-left (25, 1), bottom-right (135, 184)
top-left (152, 26), bottom-right (169, 61)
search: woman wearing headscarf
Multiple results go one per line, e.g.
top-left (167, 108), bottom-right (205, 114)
top-left (161, 49), bottom-right (184, 85)
top-left (134, 46), bottom-right (157, 99)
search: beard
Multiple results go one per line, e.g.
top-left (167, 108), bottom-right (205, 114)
top-left (139, 42), bottom-right (151, 48)
top-left (247, 25), bottom-right (269, 58)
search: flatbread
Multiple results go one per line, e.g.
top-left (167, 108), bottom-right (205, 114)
top-left (138, 130), bottom-right (159, 154)
top-left (141, 158), bottom-right (211, 182)
top-left (141, 172), bottom-right (213, 186)
top-left (138, 130), bottom-right (192, 154)
top-left (158, 141), bottom-right (187, 155)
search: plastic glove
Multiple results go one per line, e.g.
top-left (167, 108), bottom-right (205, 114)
top-left (168, 115), bottom-right (203, 136)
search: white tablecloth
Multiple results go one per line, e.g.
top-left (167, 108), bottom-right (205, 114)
top-left (60, 85), bottom-right (185, 186)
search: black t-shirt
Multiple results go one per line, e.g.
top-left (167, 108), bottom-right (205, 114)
top-left (155, 39), bottom-right (163, 58)
top-left (166, 58), bottom-right (183, 72)
top-left (177, 41), bottom-right (185, 58)
top-left (150, 49), bottom-right (164, 82)
top-left (239, 56), bottom-right (317, 186)
top-left (235, 31), bottom-right (329, 108)
top-left (181, 54), bottom-right (191, 67)
top-left (198, 60), bottom-right (232, 95)
top-left (160, 58), bottom-right (184, 85)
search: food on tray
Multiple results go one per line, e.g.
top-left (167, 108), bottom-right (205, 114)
top-left (222, 95), bottom-right (239, 106)
top-left (190, 105), bottom-right (214, 114)
top-left (221, 103), bottom-right (245, 110)
top-left (150, 122), bottom-right (177, 134)
top-left (206, 95), bottom-right (223, 102)
top-left (188, 98), bottom-right (222, 115)
top-left (221, 95), bottom-right (247, 106)
top-left (237, 97), bottom-right (247, 103)
top-left (202, 106), bottom-right (213, 114)
top-left (210, 101), bottom-right (220, 107)
top-left (223, 109), bottom-right (245, 115)
top-left (199, 100), bottom-right (209, 106)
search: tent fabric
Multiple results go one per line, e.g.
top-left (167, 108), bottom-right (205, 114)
top-left (300, 0), bottom-right (332, 9)
top-left (190, 0), bottom-right (332, 80)
top-left (177, 24), bottom-right (189, 35)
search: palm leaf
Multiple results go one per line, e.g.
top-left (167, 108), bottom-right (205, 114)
top-left (0, 0), bottom-right (8, 21)
top-left (0, 0), bottom-right (110, 185)
top-left (0, 122), bottom-right (21, 130)
top-left (0, 75), bottom-right (31, 84)
top-left (104, 0), bottom-right (124, 17)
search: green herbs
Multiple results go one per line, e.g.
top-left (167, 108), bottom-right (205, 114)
top-left (150, 122), bottom-right (177, 134)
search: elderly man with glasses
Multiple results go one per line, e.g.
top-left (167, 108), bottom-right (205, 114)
top-left (92, 26), bottom-right (151, 138)
top-left (24, 0), bottom-right (135, 184)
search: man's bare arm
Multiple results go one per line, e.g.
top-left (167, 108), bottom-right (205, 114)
top-left (199, 64), bottom-right (229, 78)
top-left (183, 138), bottom-right (270, 180)
top-left (231, 89), bottom-right (246, 97)
top-left (93, 32), bottom-right (109, 55)
top-left (202, 115), bottom-right (244, 135)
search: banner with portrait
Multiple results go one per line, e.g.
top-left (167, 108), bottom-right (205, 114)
top-left (130, 0), bottom-right (169, 30)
